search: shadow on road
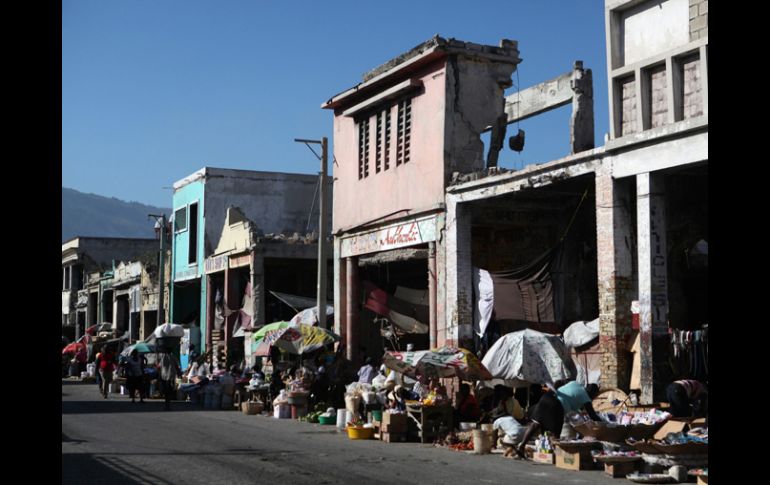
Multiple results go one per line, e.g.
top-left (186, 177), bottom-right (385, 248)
top-left (63, 453), bottom-right (176, 485)
top-left (62, 399), bottom-right (207, 415)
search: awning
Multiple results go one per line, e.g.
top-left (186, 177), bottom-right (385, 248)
top-left (269, 290), bottom-right (331, 313)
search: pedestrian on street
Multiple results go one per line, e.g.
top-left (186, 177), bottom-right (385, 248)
top-left (98, 346), bottom-right (117, 399)
top-left (158, 351), bottom-right (181, 411)
top-left (125, 349), bottom-right (146, 403)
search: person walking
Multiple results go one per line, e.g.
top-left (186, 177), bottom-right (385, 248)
top-left (125, 349), bottom-right (146, 403)
top-left (158, 351), bottom-right (181, 411)
top-left (98, 346), bottom-right (117, 399)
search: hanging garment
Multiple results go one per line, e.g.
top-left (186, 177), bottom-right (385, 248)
top-left (473, 268), bottom-right (494, 338)
top-left (363, 281), bottom-right (429, 334)
top-left (488, 246), bottom-right (556, 327)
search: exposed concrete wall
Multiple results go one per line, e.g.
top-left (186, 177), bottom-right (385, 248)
top-left (331, 59), bottom-right (448, 233)
top-left (621, 0), bottom-right (689, 66)
top-left (63, 238), bottom-right (158, 270)
top-left (444, 56), bottom-right (515, 175)
top-left (204, 170), bottom-right (329, 259)
top-left (689, 0), bottom-right (708, 40)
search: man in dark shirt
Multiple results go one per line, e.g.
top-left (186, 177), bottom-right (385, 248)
top-left (516, 388), bottom-right (564, 458)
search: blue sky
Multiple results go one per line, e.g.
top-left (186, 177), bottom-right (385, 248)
top-left (62, 0), bottom-right (608, 208)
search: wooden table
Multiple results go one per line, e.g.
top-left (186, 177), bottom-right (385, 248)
top-left (406, 403), bottom-right (453, 443)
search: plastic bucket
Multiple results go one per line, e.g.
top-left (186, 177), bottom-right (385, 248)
top-left (371, 410), bottom-right (383, 422)
top-left (291, 405), bottom-right (308, 419)
top-left (318, 415), bottom-right (336, 425)
top-left (473, 430), bottom-right (493, 454)
top-left (347, 427), bottom-right (375, 440)
top-left (336, 409), bottom-right (347, 429)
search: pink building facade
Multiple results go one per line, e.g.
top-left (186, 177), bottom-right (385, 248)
top-left (323, 36), bottom-right (521, 364)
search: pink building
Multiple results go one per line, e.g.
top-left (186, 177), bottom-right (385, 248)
top-left (323, 36), bottom-right (521, 363)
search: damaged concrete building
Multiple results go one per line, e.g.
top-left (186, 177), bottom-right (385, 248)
top-left (170, 167), bottom-right (332, 368)
top-left (324, 0), bottom-right (706, 403)
top-left (61, 237), bottom-right (159, 341)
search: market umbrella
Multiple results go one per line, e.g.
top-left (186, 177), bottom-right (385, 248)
top-left (481, 328), bottom-right (576, 387)
top-left (252, 322), bottom-right (339, 355)
top-left (120, 342), bottom-right (155, 357)
top-left (382, 346), bottom-right (493, 381)
top-left (86, 322), bottom-right (113, 335)
top-left (62, 341), bottom-right (86, 355)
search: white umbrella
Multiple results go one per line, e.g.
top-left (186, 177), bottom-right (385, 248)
top-left (481, 329), bottom-right (576, 387)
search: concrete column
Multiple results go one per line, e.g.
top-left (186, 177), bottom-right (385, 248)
top-left (444, 197), bottom-right (473, 348)
top-left (595, 168), bottom-right (635, 391)
top-left (224, 267), bottom-right (238, 355)
top-left (434, 214), bottom-right (447, 348)
top-left (251, 249), bottom-right (265, 327)
top-left (205, 274), bottom-right (214, 351)
top-left (345, 257), bottom-right (359, 363)
top-left (334, 238), bottom-right (347, 342)
top-left (428, 242), bottom-right (437, 349)
top-left (637, 172), bottom-right (668, 404)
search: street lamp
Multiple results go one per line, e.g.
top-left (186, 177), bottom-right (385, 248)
top-left (149, 213), bottom-right (168, 326)
top-left (294, 137), bottom-right (328, 329)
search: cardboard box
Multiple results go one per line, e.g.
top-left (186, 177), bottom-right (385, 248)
top-left (604, 461), bottom-right (638, 478)
top-left (654, 419), bottom-right (690, 440)
top-left (555, 447), bottom-right (596, 471)
top-left (383, 413), bottom-right (407, 427)
top-left (381, 432), bottom-right (407, 443)
top-left (532, 452), bottom-right (555, 465)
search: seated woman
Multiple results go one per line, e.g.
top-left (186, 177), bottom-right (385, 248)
top-left (455, 383), bottom-right (481, 425)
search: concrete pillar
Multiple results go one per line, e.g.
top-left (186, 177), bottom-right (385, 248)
top-left (444, 197), bottom-right (473, 348)
top-left (571, 61), bottom-right (594, 153)
top-left (637, 172), bottom-right (668, 404)
top-left (334, 238), bottom-right (347, 343)
top-left (428, 242), bottom-right (437, 349)
top-left (205, 274), bottom-right (214, 351)
top-left (595, 168), bottom-right (635, 391)
top-left (345, 257), bottom-right (359, 363)
top-left (251, 249), bottom-right (265, 327)
top-left (224, 267), bottom-right (238, 355)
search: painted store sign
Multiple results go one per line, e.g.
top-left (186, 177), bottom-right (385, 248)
top-left (341, 214), bottom-right (438, 258)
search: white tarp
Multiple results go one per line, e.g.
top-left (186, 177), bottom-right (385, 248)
top-left (289, 305), bottom-right (334, 326)
top-left (563, 318), bottom-right (600, 348)
top-left (481, 329), bottom-right (576, 386)
top-left (473, 268), bottom-right (494, 337)
top-left (153, 323), bottom-right (185, 338)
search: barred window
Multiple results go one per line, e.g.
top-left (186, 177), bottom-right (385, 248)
top-left (396, 98), bottom-right (411, 165)
top-left (358, 118), bottom-right (370, 179)
top-left (375, 111), bottom-right (383, 173)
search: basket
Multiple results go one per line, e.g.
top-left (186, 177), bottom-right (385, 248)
top-left (346, 426), bottom-right (375, 440)
top-left (318, 415), bottom-right (336, 425)
top-left (242, 401), bottom-right (264, 415)
top-left (573, 422), bottom-right (630, 442)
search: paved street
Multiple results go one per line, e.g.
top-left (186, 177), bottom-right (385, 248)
top-left (63, 379), bottom-right (623, 485)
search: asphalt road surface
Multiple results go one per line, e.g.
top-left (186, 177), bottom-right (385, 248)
top-left (63, 379), bottom-right (622, 485)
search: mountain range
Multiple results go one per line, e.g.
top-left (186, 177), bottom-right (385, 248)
top-left (62, 187), bottom-right (171, 242)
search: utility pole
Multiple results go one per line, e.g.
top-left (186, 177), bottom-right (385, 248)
top-left (150, 214), bottom-right (167, 325)
top-left (294, 137), bottom-right (328, 329)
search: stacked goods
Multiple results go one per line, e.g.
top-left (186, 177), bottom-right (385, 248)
top-left (571, 409), bottom-right (670, 442)
top-left (380, 411), bottom-right (408, 442)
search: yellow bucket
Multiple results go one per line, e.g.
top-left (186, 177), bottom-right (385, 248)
top-left (346, 426), bottom-right (375, 440)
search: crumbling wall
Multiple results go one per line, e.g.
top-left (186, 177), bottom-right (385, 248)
top-left (620, 77), bottom-right (638, 136)
top-left (683, 56), bottom-right (703, 119)
top-left (444, 57), bottom-right (515, 178)
top-left (650, 66), bottom-right (668, 128)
